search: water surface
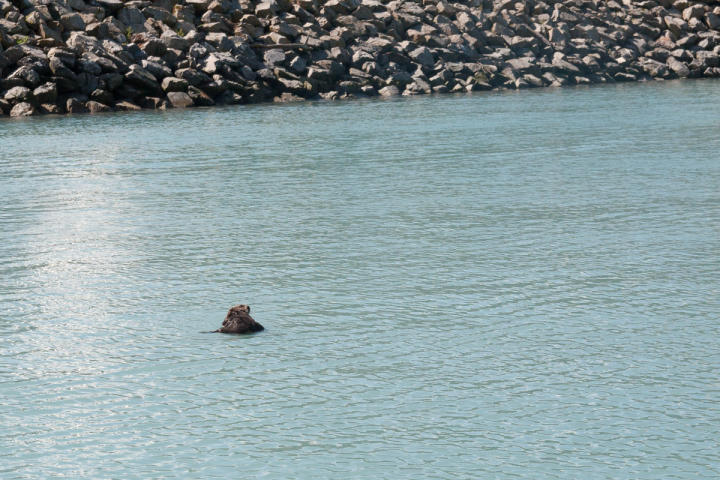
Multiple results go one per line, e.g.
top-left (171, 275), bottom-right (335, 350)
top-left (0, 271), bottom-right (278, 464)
top-left (1, 80), bottom-right (719, 479)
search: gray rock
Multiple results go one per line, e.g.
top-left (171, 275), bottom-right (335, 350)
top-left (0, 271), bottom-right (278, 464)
top-left (141, 60), bottom-right (173, 80)
top-left (118, 7), bottom-right (146, 27)
top-left (695, 50), bottom-right (720, 68)
top-left (85, 22), bottom-right (110, 39)
top-left (124, 64), bottom-right (162, 94)
top-left (161, 76), bottom-right (189, 92)
top-left (33, 82), bottom-right (57, 104)
top-left (205, 32), bottom-right (233, 51)
top-left (707, 13), bottom-right (720, 30)
top-left (143, 6), bottom-right (176, 27)
top-left (48, 48), bottom-right (77, 68)
top-left (66, 97), bottom-right (88, 113)
top-left (114, 100), bottom-right (142, 111)
top-left (39, 103), bottom-right (62, 114)
top-left (378, 85), bottom-right (400, 96)
top-left (90, 89), bottom-right (114, 105)
top-left (7, 66), bottom-right (41, 88)
top-left (167, 91), bottom-right (194, 108)
top-left (682, 5), bottom-right (705, 22)
top-left (60, 13), bottom-right (86, 32)
top-left (100, 72), bottom-right (124, 91)
top-left (187, 85), bottom-right (214, 106)
top-left (288, 55), bottom-right (307, 73)
top-left (10, 102), bottom-right (35, 117)
top-left (86, 100), bottom-right (111, 113)
top-left (187, 0), bottom-right (212, 13)
top-left (409, 46), bottom-right (435, 67)
top-left (4, 86), bottom-right (33, 104)
top-left (66, 32), bottom-right (102, 52)
top-left (667, 57), bottom-right (690, 77)
top-left (97, 0), bottom-right (123, 12)
top-left (264, 49), bottom-right (286, 67)
top-left (640, 58), bottom-right (669, 78)
top-left (78, 56), bottom-right (102, 75)
top-left (142, 39), bottom-right (167, 57)
top-left (175, 67), bottom-right (212, 86)
top-left (161, 31), bottom-right (190, 51)
top-left (255, 1), bottom-right (278, 18)
top-left (506, 57), bottom-right (538, 74)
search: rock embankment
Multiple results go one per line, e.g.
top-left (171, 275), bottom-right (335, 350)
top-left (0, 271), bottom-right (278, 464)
top-left (1, 0), bottom-right (719, 116)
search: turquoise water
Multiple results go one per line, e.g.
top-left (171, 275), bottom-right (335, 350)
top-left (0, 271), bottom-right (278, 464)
top-left (1, 80), bottom-right (719, 479)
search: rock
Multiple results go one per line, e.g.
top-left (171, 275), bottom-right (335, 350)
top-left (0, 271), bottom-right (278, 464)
top-left (143, 6), bottom-right (176, 27)
top-left (187, 0), bottom-right (212, 14)
top-left (141, 38), bottom-right (167, 57)
top-left (140, 96), bottom-right (167, 109)
top-left (256, 1), bottom-right (278, 18)
top-left (665, 16), bottom-right (687, 37)
top-left (175, 67), bottom-right (212, 86)
top-left (288, 55), bottom-right (306, 73)
top-left (161, 31), bottom-right (190, 51)
top-left (640, 58), bottom-right (669, 78)
top-left (97, 0), bottom-right (123, 12)
top-left (378, 85), bottom-right (400, 96)
top-left (66, 97), bottom-right (88, 113)
top-left (33, 82), bottom-right (57, 104)
top-left (0, 0), bottom-right (717, 117)
top-left (264, 48), bottom-right (286, 67)
top-left (409, 46), bottom-right (435, 67)
top-left (118, 7), bottom-right (145, 27)
top-left (60, 13), bottom-right (86, 32)
top-left (38, 103), bottom-right (62, 114)
top-left (114, 100), bottom-right (142, 111)
top-left (161, 76), bottom-right (189, 92)
top-left (6, 66), bottom-right (41, 88)
top-left (124, 64), bottom-right (162, 94)
top-left (274, 92), bottom-right (304, 102)
top-left (695, 50), bottom-right (720, 68)
top-left (4, 86), bottom-right (33, 104)
top-left (141, 60), bottom-right (173, 80)
top-left (86, 100), bottom-right (111, 113)
top-left (683, 5), bottom-right (705, 22)
top-left (707, 13), bottom-right (720, 30)
top-left (667, 57), bottom-right (690, 77)
top-left (9, 102), bottom-right (35, 117)
top-left (90, 88), bottom-right (114, 105)
top-left (187, 85), bottom-right (214, 106)
top-left (167, 91), bottom-right (194, 107)
top-left (48, 57), bottom-right (73, 80)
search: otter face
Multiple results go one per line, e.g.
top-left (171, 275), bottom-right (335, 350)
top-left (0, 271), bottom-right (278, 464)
top-left (236, 304), bottom-right (250, 314)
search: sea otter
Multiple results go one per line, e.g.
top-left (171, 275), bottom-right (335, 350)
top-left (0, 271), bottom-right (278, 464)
top-left (215, 304), bottom-right (264, 334)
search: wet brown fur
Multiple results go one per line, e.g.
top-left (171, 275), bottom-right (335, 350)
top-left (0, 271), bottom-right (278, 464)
top-left (215, 304), bottom-right (264, 334)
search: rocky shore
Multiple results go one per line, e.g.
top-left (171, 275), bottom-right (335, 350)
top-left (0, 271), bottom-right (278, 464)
top-left (1, 0), bottom-right (719, 116)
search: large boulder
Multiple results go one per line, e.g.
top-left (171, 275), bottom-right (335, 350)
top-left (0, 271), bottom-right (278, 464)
top-left (667, 57), bottom-right (690, 77)
top-left (60, 13), bottom-right (86, 32)
top-left (4, 86), bottom-right (33, 104)
top-left (33, 82), bottom-right (58, 104)
top-left (10, 102), bottom-right (35, 117)
top-left (124, 64), bottom-right (163, 94)
top-left (409, 46), bottom-right (435, 67)
top-left (167, 91), bottom-right (194, 107)
top-left (161, 76), bottom-right (189, 92)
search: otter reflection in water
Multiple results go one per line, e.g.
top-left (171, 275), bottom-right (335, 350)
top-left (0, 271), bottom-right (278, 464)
top-left (215, 304), bottom-right (264, 334)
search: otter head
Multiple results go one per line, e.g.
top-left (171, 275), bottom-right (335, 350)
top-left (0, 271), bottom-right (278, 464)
top-left (235, 304), bottom-right (250, 314)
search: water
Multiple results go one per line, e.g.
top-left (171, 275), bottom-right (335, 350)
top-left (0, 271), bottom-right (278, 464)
top-left (1, 80), bottom-right (719, 479)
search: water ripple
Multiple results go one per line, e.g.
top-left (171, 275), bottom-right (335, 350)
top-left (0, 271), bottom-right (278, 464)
top-left (1, 80), bottom-right (720, 479)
